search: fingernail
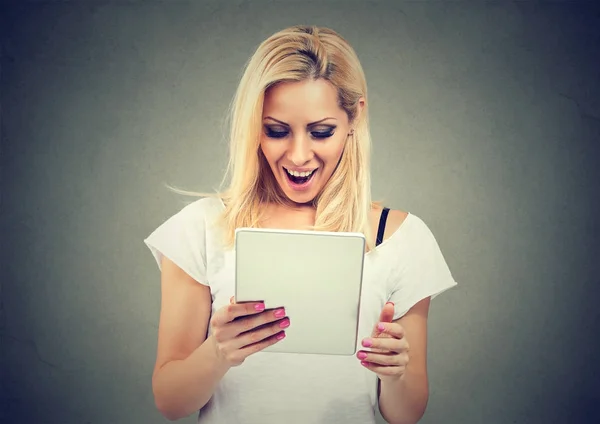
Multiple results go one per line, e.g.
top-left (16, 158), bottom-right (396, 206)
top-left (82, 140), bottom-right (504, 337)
top-left (361, 361), bottom-right (369, 367)
top-left (386, 301), bottom-right (394, 307)
top-left (279, 319), bottom-right (290, 328)
top-left (357, 351), bottom-right (367, 360)
top-left (276, 332), bottom-right (286, 340)
top-left (274, 309), bottom-right (285, 318)
top-left (362, 339), bottom-right (372, 347)
top-left (377, 323), bottom-right (385, 331)
top-left (254, 303), bottom-right (265, 311)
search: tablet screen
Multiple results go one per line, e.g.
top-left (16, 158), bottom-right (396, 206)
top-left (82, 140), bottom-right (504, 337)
top-left (235, 228), bottom-right (366, 355)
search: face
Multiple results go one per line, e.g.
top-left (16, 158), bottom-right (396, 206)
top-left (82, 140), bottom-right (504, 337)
top-left (260, 79), bottom-right (354, 206)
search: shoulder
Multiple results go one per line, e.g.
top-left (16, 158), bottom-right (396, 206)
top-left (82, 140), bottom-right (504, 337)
top-left (370, 205), bottom-right (409, 243)
top-left (383, 209), bottom-right (447, 263)
top-left (369, 205), bottom-right (443, 253)
top-left (144, 197), bottom-right (225, 283)
top-left (383, 208), bottom-right (409, 237)
top-left (146, 196), bottom-right (224, 242)
top-left (176, 196), bottom-right (224, 222)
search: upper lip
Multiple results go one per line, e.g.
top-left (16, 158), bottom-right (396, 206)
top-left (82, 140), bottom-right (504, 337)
top-left (283, 166), bottom-right (317, 172)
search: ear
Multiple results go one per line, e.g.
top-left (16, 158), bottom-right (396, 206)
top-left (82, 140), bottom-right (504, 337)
top-left (353, 97), bottom-right (366, 124)
top-left (358, 97), bottom-right (366, 111)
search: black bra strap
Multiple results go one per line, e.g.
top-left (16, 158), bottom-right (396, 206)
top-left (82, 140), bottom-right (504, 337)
top-left (376, 207), bottom-right (390, 246)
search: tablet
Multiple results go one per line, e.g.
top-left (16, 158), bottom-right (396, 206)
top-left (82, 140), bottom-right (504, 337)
top-left (234, 227), bottom-right (366, 356)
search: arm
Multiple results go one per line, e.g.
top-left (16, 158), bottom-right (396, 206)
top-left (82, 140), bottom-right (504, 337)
top-left (151, 257), bottom-right (229, 421)
top-left (378, 297), bottom-right (431, 424)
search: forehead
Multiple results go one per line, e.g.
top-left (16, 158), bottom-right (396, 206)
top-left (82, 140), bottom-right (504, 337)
top-left (262, 79), bottom-right (346, 121)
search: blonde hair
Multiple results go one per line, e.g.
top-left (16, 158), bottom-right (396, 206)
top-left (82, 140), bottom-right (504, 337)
top-left (173, 25), bottom-right (377, 250)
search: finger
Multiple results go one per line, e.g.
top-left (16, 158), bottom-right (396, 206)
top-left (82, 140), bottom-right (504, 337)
top-left (233, 306), bottom-right (287, 335)
top-left (371, 322), bottom-right (405, 340)
top-left (361, 336), bottom-right (408, 353)
top-left (230, 296), bottom-right (235, 305)
top-left (230, 330), bottom-right (286, 363)
top-left (357, 349), bottom-right (409, 367)
top-left (214, 306), bottom-right (288, 345)
top-left (360, 360), bottom-right (406, 378)
top-left (211, 301), bottom-right (266, 329)
top-left (234, 315), bottom-right (291, 350)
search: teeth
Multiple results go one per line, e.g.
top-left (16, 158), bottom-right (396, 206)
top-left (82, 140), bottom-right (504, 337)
top-left (286, 168), bottom-right (315, 178)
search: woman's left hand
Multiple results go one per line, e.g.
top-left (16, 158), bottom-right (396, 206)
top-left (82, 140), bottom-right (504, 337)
top-left (357, 302), bottom-right (410, 382)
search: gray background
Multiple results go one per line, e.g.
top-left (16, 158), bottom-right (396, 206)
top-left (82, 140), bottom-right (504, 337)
top-left (2, 0), bottom-right (599, 423)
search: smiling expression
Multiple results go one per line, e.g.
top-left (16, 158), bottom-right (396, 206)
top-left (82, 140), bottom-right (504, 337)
top-left (259, 79), bottom-right (352, 205)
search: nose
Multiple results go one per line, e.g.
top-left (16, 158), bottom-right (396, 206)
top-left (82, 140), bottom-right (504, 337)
top-left (288, 134), bottom-right (313, 166)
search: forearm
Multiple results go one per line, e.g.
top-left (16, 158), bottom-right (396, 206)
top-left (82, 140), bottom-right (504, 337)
top-left (152, 335), bottom-right (230, 421)
top-left (378, 369), bottom-right (429, 424)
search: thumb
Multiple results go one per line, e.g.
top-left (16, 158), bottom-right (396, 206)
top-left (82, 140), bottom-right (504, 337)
top-left (372, 302), bottom-right (395, 337)
top-left (379, 301), bottom-right (395, 323)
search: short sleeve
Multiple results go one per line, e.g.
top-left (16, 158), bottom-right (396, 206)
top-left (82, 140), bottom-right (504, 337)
top-left (388, 216), bottom-right (457, 320)
top-left (143, 199), bottom-right (209, 285)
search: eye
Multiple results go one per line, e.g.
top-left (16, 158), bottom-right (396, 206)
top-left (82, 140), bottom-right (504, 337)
top-left (265, 127), bottom-right (289, 139)
top-left (311, 131), bottom-right (334, 139)
top-left (311, 126), bottom-right (336, 139)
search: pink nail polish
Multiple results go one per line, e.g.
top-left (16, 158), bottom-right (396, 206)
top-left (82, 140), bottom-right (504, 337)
top-left (274, 309), bottom-right (285, 318)
top-left (361, 361), bottom-right (369, 367)
top-left (362, 339), bottom-right (372, 347)
top-left (276, 332), bottom-right (286, 340)
top-left (377, 323), bottom-right (385, 331)
top-left (279, 319), bottom-right (290, 328)
top-left (358, 351), bottom-right (367, 360)
top-left (254, 303), bottom-right (265, 312)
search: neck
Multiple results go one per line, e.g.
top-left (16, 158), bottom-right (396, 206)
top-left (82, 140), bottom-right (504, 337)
top-left (271, 196), bottom-right (315, 210)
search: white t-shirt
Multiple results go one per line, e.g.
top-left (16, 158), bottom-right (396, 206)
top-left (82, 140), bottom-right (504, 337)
top-left (144, 197), bottom-right (457, 424)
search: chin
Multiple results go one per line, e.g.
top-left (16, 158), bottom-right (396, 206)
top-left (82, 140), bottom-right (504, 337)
top-left (283, 191), bottom-right (317, 205)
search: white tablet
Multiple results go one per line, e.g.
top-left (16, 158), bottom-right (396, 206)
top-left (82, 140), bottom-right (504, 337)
top-left (234, 227), bottom-right (366, 356)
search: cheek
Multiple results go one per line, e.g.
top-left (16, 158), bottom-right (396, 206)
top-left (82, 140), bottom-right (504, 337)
top-left (260, 140), bottom-right (283, 169)
top-left (321, 138), bottom-right (346, 166)
top-left (259, 140), bottom-right (274, 161)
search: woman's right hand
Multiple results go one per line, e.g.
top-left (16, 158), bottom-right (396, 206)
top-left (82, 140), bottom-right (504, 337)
top-left (208, 297), bottom-right (289, 367)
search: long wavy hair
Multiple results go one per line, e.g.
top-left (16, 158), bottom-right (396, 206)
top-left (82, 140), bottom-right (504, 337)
top-left (173, 25), bottom-right (376, 250)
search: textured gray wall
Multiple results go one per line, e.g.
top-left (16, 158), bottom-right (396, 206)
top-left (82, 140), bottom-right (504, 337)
top-left (2, 1), bottom-right (599, 423)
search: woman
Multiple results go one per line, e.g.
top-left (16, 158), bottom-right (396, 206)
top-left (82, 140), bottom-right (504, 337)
top-left (144, 25), bottom-right (457, 424)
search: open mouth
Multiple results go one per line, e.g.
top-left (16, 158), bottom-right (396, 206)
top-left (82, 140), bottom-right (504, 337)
top-left (283, 167), bottom-right (317, 186)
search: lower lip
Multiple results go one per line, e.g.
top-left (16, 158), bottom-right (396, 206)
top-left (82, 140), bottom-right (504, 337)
top-left (284, 168), bottom-right (318, 192)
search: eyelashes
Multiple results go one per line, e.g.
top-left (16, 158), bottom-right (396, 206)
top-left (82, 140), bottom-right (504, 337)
top-left (265, 129), bottom-right (288, 138)
top-left (264, 126), bottom-right (336, 140)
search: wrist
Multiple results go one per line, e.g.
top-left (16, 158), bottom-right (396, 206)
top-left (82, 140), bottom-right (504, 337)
top-left (203, 335), bottom-right (233, 373)
top-left (379, 372), bottom-right (405, 386)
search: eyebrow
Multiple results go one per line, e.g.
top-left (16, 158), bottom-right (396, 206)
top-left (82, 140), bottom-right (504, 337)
top-left (263, 116), bottom-right (337, 126)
